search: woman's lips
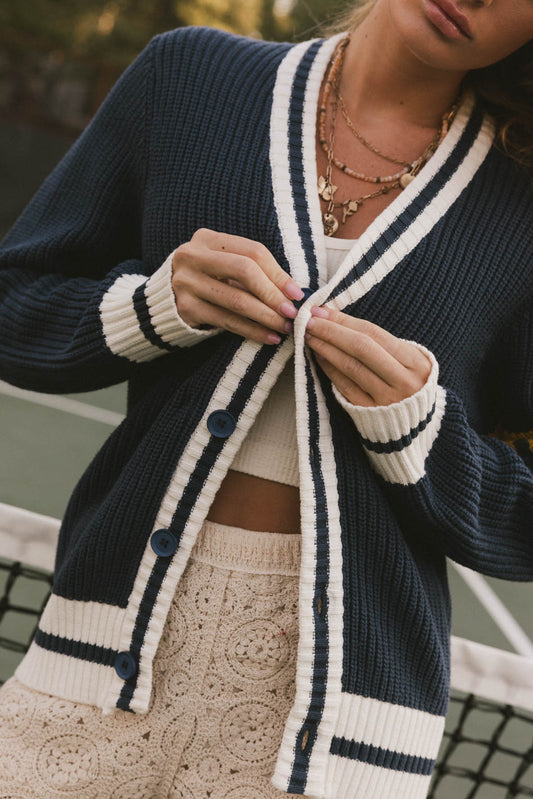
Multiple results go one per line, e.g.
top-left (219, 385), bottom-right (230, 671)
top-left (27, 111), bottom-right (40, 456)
top-left (424, 0), bottom-right (473, 41)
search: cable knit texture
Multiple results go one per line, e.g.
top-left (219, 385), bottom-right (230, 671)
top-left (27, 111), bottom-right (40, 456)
top-left (0, 25), bottom-right (532, 799)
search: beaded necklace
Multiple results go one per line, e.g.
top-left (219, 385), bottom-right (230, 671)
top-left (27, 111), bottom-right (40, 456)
top-left (318, 36), bottom-right (460, 236)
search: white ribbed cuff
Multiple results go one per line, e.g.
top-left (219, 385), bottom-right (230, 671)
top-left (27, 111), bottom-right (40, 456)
top-left (332, 343), bottom-right (446, 485)
top-left (99, 251), bottom-right (222, 363)
top-left (145, 251), bottom-right (223, 348)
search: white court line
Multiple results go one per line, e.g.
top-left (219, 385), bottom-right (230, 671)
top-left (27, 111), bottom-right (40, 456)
top-left (452, 561), bottom-right (533, 658)
top-left (0, 380), bottom-right (125, 427)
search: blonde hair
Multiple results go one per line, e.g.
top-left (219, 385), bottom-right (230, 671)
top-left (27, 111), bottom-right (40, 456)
top-left (323, 0), bottom-right (533, 175)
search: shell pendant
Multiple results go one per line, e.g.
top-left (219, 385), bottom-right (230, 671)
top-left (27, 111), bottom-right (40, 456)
top-left (323, 213), bottom-right (339, 236)
top-left (399, 172), bottom-right (415, 189)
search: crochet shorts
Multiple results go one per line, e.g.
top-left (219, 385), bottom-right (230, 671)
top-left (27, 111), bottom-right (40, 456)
top-left (0, 519), bottom-right (305, 798)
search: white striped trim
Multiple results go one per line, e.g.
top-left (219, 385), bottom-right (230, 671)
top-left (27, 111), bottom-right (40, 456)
top-left (16, 641), bottom-right (115, 710)
top-left (104, 338), bottom-right (295, 713)
top-left (361, 386), bottom-right (446, 484)
top-left (269, 38), bottom-right (319, 288)
top-left (272, 314), bottom-right (345, 794)
top-left (99, 257), bottom-right (220, 363)
top-left (100, 272), bottom-right (154, 363)
top-left (331, 345), bottom-right (444, 485)
top-left (270, 37), bottom-right (348, 792)
top-left (332, 692), bottom-right (445, 758)
top-left (14, 596), bottom-right (125, 710)
top-left (325, 757), bottom-right (433, 799)
top-left (322, 692), bottom-right (445, 798)
top-left (300, 33), bottom-right (345, 288)
top-left (325, 94), bottom-right (495, 313)
top-left (37, 595), bottom-right (125, 651)
top-left (144, 252), bottom-right (223, 348)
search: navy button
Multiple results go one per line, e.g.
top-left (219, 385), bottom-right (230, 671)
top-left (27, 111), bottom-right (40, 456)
top-left (151, 529), bottom-right (178, 557)
top-left (293, 287), bottom-right (314, 310)
top-left (207, 410), bottom-right (236, 438)
top-left (114, 651), bottom-right (137, 680)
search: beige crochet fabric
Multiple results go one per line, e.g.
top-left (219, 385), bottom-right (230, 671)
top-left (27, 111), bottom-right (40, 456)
top-left (0, 521), bottom-right (306, 798)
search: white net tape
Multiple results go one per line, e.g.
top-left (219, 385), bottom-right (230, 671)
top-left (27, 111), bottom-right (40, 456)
top-left (0, 502), bottom-right (59, 573)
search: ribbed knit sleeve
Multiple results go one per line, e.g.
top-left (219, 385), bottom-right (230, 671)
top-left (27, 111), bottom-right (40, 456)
top-left (331, 323), bottom-right (533, 580)
top-left (0, 35), bottom-right (220, 394)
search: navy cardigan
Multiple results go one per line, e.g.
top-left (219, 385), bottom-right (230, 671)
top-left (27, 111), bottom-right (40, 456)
top-left (1, 26), bottom-right (532, 799)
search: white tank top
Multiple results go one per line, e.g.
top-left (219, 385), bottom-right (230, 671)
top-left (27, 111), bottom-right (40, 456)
top-left (230, 237), bottom-right (357, 486)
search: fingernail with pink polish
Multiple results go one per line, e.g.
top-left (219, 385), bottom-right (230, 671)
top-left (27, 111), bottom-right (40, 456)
top-left (285, 281), bottom-right (305, 301)
top-left (283, 320), bottom-right (293, 333)
top-left (280, 301), bottom-right (298, 319)
top-left (267, 333), bottom-right (282, 345)
top-left (311, 306), bottom-right (328, 318)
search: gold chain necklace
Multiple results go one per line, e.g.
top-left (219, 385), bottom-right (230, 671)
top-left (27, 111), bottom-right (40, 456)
top-left (318, 36), bottom-right (460, 236)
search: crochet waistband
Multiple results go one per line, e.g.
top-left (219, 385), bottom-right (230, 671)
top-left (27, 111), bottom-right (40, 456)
top-left (190, 519), bottom-right (301, 576)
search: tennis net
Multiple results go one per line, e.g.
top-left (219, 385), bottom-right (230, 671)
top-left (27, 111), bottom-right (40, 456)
top-left (1, 502), bottom-right (532, 798)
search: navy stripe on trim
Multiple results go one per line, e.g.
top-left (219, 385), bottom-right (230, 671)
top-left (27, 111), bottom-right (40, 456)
top-left (287, 354), bottom-right (330, 793)
top-left (330, 736), bottom-right (435, 776)
top-left (117, 554), bottom-right (169, 710)
top-left (133, 282), bottom-right (174, 352)
top-left (288, 39), bottom-right (323, 291)
top-left (328, 104), bottom-right (485, 304)
top-left (171, 343), bottom-right (281, 537)
top-left (359, 401), bottom-right (436, 455)
top-left (34, 628), bottom-right (117, 667)
top-left (117, 341), bottom-right (281, 711)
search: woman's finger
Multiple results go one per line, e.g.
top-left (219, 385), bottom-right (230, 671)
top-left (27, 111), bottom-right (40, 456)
top-left (306, 316), bottom-right (408, 388)
top-left (177, 273), bottom-right (294, 336)
top-left (188, 297), bottom-right (286, 346)
top-left (198, 228), bottom-right (304, 303)
top-left (312, 306), bottom-right (428, 372)
top-left (313, 351), bottom-right (374, 407)
top-left (173, 242), bottom-right (300, 329)
top-left (305, 332), bottom-right (391, 402)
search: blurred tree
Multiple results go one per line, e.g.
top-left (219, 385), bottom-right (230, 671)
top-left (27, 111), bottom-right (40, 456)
top-left (0, 0), bottom-right (350, 133)
top-left (277, 0), bottom-right (347, 41)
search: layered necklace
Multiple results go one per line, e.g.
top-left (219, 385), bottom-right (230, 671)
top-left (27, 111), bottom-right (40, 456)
top-left (318, 36), bottom-right (461, 236)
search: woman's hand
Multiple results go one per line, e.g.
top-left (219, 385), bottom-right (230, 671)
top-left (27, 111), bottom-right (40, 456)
top-left (304, 306), bottom-right (432, 407)
top-left (171, 228), bottom-right (304, 345)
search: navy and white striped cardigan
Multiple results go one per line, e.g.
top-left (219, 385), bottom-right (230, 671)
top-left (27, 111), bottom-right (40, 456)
top-left (1, 25), bottom-right (533, 799)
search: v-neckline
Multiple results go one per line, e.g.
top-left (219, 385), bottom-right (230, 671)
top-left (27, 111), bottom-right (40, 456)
top-left (302, 35), bottom-right (478, 287)
top-left (269, 33), bottom-right (495, 306)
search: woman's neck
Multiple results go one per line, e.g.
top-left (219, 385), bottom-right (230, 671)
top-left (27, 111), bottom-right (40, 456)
top-left (341, 5), bottom-right (467, 131)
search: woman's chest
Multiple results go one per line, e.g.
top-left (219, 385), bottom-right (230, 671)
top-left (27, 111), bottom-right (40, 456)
top-left (314, 114), bottom-right (444, 241)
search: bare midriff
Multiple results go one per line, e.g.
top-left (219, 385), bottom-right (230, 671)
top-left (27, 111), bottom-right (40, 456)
top-left (206, 470), bottom-right (301, 534)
